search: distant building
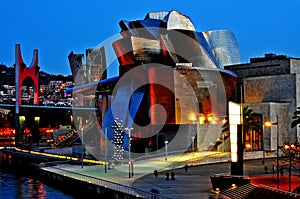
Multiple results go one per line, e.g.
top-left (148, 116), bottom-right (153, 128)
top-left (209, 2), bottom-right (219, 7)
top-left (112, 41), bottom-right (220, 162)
top-left (0, 64), bottom-right (73, 105)
top-left (225, 53), bottom-right (300, 150)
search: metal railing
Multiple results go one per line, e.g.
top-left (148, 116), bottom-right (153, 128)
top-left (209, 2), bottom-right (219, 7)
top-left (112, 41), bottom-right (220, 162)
top-left (259, 184), bottom-right (300, 197)
top-left (132, 149), bottom-right (188, 162)
top-left (171, 152), bottom-right (230, 169)
top-left (41, 166), bottom-right (173, 199)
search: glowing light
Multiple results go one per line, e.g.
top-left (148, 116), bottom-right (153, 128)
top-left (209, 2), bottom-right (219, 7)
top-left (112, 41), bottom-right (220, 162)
top-left (19, 116), bottom-right (25, 122)
top-left (231, 145), bottom-right (238, 153)
top-left (34, 116), bottom-right (40, 123)
top-left (207, 115), bottom-right (213, 122)
top-left (14, 147), bottom-right (104, 165)
top-left (231, 153), bottom-right (238, 162)
top-left (46, 129), bottom-right (54, 133)
top-left (222, 118), bottom-right (227, 124)
top-left (189, 112), bottom-right (197, 123)
top-left (264, 121), bottom-right (272, 127)
top-left (229, 101), bottom-right (241, 163)
top-left (198, 114), bottom-right (205, 124)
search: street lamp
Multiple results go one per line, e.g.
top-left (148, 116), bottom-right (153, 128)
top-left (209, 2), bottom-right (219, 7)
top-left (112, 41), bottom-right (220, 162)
top-left (81, 126), bottom-right (84, 169)
top-left (282, 143), bottom-right (300, 192)
top-left (191, 136), bottom-right (195, 157)
top-left (264, 115), bottom-right (279, 189)
top-left (125, 127), bottom-right (133, 178)
top-left (165, 140), bottom-right (168, 161)
top-left (34, 116), bottom-right (40, 124)
top-left (104, 127), bottom-right (108, 173)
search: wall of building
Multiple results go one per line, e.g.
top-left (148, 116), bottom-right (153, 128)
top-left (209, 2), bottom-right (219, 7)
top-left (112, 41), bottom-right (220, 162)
top-left (226, 60), bottom-right (291, 79)
top-left (243, 102), bottom-right (292, 151)
top-left (243, 74), bottom-right (296, 104)
top-left (290, 59), bottom-right (300, 74)
top-left (296, 74), bottom-right (300, 141)
top-left (225, 56), bottom-right (300, 147)
top-left (197, 123), bottom-right (223, 151)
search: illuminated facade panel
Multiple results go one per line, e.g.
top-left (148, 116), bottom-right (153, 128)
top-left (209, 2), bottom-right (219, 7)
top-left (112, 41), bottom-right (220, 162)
top-left (228, 101), bottom-right (241, 162)
top-left (203, 30), bottom-right (241, 68)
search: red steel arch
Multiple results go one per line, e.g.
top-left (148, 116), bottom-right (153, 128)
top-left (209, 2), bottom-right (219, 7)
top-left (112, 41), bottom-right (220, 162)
top-left (16, 44), bottom-right (40, 105)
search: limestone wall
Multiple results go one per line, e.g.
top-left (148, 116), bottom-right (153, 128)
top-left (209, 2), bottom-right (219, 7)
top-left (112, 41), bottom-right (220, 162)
top-left (243, 74), bottom-right (296, 104)
top-left (243, 102), bottom-right (295, 151)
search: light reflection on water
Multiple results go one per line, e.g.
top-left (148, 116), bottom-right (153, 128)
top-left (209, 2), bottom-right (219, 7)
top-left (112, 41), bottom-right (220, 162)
top-left (0, 168), bottom-right (76, 199)
top-left (0, 168), bottom-right (75, 199)
top-left (0, 141), bottom-right (76, 199)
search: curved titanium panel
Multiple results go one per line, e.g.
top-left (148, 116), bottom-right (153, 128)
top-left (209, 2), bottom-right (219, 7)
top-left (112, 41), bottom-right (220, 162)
top-left (203, 30), bottom-right (241, 68)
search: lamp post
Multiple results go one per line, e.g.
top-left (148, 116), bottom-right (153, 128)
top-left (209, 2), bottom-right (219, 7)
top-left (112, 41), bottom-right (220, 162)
top-left (261, 126), bottom-right (265, 165)
top-left (285, 144), bottom-right (293, 192)
top-left (81, 126), bottom-right (84, 169)
top-left (165, 140), bottom-right (168, 161)
top-left (125, 127), bottom-right (133, 178)
top-left (191, 136), bottom-right (195, 157)
top-left (282, 144), bottom-right (299, 192)
top-left (104, 127), bottom-right (108, 173)
top-left (264, 115), bottom-right (279, 189)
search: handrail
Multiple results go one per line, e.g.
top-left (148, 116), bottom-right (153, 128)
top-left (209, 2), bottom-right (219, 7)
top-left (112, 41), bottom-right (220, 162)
top-left (259, 184), bottom-right (300, 197)
top-left (132, 149), bottom-right (188, 162)
top-left (41, 166), bottom-right (174, 199)
top-left (171, 152), bottom-right (230, 169)
top-left (53, 121), bottom-right (95, 147)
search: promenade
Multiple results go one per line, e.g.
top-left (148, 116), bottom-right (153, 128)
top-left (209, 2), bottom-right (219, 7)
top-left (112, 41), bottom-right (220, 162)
top-left (39, 150), bottom-right (300, 198)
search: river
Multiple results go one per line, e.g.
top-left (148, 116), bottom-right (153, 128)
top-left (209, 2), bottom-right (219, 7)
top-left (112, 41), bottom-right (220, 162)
top-left (0, 141), bottom-right (78, 199)
top-left (0, 167), bottom-right (77, 199)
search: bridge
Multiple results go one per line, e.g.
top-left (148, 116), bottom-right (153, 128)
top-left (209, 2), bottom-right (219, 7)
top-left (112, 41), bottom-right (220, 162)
top-left (0, 103), bottom-right (97, 111)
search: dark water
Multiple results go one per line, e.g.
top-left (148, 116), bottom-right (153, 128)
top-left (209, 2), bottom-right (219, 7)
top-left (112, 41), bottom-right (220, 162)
top-left (0, 167), bottom-right (76, 199)
top-left (0, 141), bottom-right (77, 199)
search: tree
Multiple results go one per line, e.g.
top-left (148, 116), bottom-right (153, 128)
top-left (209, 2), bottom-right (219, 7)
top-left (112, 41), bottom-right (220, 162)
top-left (220, 106), bottom-right (261, 149)
top-left (291, 107), bottom-right (300, 129)
top-left (242, 106), bottom-right (261, 133)
top-left (222, 106), bottom-right (258, 134)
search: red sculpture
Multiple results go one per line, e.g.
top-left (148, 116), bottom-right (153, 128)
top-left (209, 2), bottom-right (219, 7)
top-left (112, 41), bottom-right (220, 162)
top-left (15, 44), bottom-right (39, 106)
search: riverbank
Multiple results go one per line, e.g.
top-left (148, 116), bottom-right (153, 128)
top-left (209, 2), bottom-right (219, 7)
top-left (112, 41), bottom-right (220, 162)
top-left (0, 147), bottom-right (227, 198)
top-left (0, 147), bottom-right (174, 198)
top-left (1, 147), bottom-right (299, 198)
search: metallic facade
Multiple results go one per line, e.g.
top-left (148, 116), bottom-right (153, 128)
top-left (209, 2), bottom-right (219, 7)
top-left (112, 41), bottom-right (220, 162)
top-left (203, 30), bottom-right (241, 68)
top-left (115, 10), bottom-right (240, 69)
top-left (106, 11), bottom-right (240, 149)
top-left (69, 10), bottom-right (241, 152)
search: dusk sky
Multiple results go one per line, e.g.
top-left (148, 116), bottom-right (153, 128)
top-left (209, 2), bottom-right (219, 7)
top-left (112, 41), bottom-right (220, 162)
top-left (0, 0), bottom-right (299, 75)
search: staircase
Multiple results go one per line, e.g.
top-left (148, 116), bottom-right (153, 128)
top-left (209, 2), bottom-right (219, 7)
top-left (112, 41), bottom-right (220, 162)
top-left (52, 129), bottom-right (78, 147)
top-left (211, 131), bottom-right (230, 151)
top-left (52, 121), bottom-right (97, 148)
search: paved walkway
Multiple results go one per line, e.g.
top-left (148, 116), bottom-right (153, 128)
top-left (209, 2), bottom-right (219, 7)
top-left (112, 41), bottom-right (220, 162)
top-left (48, 151), bottom-right (223, 186)
top-left (132, 158), bottom-right (300, 198)
top-left (40, 151), bottom-right (300, 199)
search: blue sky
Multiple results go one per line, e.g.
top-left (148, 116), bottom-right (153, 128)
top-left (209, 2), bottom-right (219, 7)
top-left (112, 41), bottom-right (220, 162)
top-left (0, 0), bottom-right (300, 75)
